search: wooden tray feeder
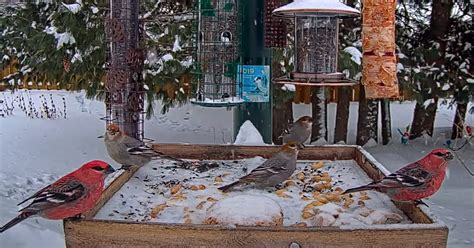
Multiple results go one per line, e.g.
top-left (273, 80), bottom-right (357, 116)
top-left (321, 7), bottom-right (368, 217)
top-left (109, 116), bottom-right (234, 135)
top-left (272, 0), bottom-right (360, 88)
top-left (63, 144), bottom-right (448, 248)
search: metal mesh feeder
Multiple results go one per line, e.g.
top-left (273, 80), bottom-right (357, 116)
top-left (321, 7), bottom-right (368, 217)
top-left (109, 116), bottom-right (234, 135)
top-left (272, 0), bottom-right (359, 87)
top-left (191, 0), bottom-right (243, 107)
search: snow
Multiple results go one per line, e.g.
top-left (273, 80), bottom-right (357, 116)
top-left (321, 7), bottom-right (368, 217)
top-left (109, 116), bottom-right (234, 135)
top-left (62, 1), bottom-right (82, 14)
top-left (363, 138), bottom-right (378, 148)
top-left (273, 0), bottom-right (360, 17)
top-left (90, 6), bottom-right (99, 14)
top-left (206, 195), bottom-right (283, 226)
top-left (44, 26), bottom-right (77, 50)
top-left (172, 35), bottom-right (182, 52)
top-left (234, 120), bottom-right (265, 145)
top-left (190, 97), bottom-right (244, 105)
top-left (0, 90), bottom-right (473, 247)
top-left (423, 98), bottom-right (435, 109)
top-left (281, 84), bottom-right (296, 92)
top-left (343, 46), bottom-right (362, 65)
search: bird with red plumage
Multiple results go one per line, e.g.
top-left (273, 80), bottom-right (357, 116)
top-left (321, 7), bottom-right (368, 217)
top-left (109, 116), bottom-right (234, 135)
top-left (344, 149), bottom-right (454, 205)
top-left (0, 160), bottom-right (115, 233)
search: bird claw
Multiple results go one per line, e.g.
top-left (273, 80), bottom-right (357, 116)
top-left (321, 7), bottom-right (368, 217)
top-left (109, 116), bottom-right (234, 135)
top-left (414, 200), bottom-right (429, 207)
top-left (119, 165), bottom-right (133, 171)
top-left (69, 214), bottom-right (84, 221)
top-left (297, 144), bottom-right (306, 150)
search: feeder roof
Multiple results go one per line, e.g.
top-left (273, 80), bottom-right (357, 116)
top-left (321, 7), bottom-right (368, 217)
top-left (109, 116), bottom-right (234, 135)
top-left (273, 0), bottom-right (359, 18)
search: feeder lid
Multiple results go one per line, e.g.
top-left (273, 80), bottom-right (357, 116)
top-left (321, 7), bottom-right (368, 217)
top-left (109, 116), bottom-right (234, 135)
top-left (273, 0), bottom-right (359, 18)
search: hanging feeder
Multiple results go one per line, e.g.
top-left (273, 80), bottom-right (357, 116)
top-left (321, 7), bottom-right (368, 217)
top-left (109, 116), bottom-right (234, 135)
top-left (272, 0), bottom-right (359, 87)
top-left (191, 0), bottom-right (243, 107)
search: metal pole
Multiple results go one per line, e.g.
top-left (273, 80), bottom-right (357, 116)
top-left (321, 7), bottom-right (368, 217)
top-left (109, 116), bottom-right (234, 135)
top-left (233, 0), bottom-right (272, 143)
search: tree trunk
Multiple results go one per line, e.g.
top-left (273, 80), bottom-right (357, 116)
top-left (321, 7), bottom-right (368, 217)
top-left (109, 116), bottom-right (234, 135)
top-left (356, 86), bottom-right (378, 146)
top-left (311, 87), bottom-right (327, 143)
top-left (381, 99), bottom-right (391, 145)
top-left (272, 88), bottom-right (293, 145)
top-left (451, 101), bottom-right (467, 139)
top-left (410, 0), bottom-right (453, 141)
top-left (410, 98), bottom-right (438, 139)
top-left (334, 87), bottom-right (351, 144)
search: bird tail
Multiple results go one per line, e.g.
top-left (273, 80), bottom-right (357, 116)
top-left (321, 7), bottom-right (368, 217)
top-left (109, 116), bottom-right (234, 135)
top-left (218, 181), bottom-right (241, 193)
top-left (0, 211), bottom-right (35, 233)
top-left (343, 185), bottom-right (373, 195)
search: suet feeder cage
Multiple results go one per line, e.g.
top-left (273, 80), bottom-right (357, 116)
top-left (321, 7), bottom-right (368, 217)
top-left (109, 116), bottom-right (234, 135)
top-left (104, 0), bottom-right (145, 140)
top-left (191, 0), bottom-right (243, 107)
top-left (272, 0), bottom-right (359, 87)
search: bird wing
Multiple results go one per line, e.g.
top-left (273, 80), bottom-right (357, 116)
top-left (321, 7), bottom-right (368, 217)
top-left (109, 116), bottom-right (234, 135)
top-left (278, 123), bottom-right (293, 139)
top-left (375, 164), bottom-right (432, 188)
top-left (241, 156), bottom-right (288, 182)
top-left (122, 135), bottom-right (146, 149)
top-left (19, 179), bottom-right (85, 212)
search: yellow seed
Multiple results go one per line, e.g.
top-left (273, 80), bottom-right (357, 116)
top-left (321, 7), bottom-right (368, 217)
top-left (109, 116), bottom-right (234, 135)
top-left (275, 189), bottom-right (292, 198)
top-left (311, 161), bottom-right (324, 170)
top-left (358, 200), bottom-right (365, 207)
top-left (283, 180), bottom-right (296, 187)
top-left (150, 204), bottom-right (167, 218)
top-left (207, 197), bottom-right (217, 202)
top-left (190, 185), bottom-right (199, 191)
top-left (301, 195), bottom-right (311, 201)
top-left (324, 193), bottom-right (341, 202)
top-left (302, 211), bottom-right (315, 219)
top-left (170, 184), bottom-right (181, 195)
top-left (214, 176), bottom-right (223, 183)
top-left (334, 187), bottom-right (344, 193)
top-left (312, 191), bottom-right (321, 198)
top-left (196, 201), bottom-right (207, 210)
top-left (172, 193), bottom-right (187, 201)
top-left (359, 195), bottom-right (370, 201)
top-left (291, 222), bottom-right (308, 227)
top-left (343, 198), bottom-right (354, 209)
top-left (184, 218), bottom-right (192, 224)
top-left (296, 172), bottom-right (305, 181)
top-left (198, 185), bottom-right (206, 190)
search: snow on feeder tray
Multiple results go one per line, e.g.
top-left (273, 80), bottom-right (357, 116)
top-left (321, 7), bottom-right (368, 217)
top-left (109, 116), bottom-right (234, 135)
top-left (272, 0), bottom-right (360, 87)
top-left (63, 144), bottom-right (448, 247)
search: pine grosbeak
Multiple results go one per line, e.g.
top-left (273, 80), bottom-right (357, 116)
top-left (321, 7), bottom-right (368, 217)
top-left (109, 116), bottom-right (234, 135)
top-left (281, 116), bottom-right (313, 146)
top-left (102, 124), bottom-right (185, 169)
top-left (344, 149), bottom-right (454, 204)
top-left (218, 142), bottom-right (299, 192)
top-left (0, 160), bottom-right (115, 233)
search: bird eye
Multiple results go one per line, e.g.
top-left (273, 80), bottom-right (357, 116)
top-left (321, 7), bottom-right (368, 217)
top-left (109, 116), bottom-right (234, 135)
top-left (92, 166), bottom-right (104, 171)
top-left (434, 152), bottom-right (445, 157)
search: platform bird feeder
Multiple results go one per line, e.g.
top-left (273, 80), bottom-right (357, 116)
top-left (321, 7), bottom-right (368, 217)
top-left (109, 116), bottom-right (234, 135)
top-left (272, 0), bottom-right (359, 87)
top-left (191, 0), bottom-right (243, 107)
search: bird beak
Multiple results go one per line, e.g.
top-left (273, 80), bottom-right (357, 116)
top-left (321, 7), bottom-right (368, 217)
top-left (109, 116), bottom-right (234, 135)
top-left (97, 135), bottom-right (104, 139)
top-left (106, 165), bottom-right (116, 174)
top-left (445, 153), bottom-right (454, 161)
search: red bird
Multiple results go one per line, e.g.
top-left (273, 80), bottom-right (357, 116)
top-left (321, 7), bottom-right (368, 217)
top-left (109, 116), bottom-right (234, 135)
top-left (344, 149), bottom-right (454, 205)
top-left (0, 160), bottom-right (115, 233)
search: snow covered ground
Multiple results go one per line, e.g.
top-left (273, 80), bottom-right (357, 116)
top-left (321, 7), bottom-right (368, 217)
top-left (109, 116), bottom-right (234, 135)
top-left (0, 90), bottom-right (472, 247)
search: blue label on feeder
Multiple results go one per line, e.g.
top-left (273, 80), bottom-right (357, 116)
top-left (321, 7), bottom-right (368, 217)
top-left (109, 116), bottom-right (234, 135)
top-left (237, 65), bottom-right (270, 103)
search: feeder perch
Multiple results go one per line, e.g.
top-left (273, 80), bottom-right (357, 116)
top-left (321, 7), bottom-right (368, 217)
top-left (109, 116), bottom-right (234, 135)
top-left (191, 0), bottom-right (243, 107)
top-left (272, 0), bottom-right (359, 87)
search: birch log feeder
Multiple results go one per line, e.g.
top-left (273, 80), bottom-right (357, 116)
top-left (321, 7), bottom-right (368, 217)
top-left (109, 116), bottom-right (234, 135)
top-left (362, 0), bottom-right (400, 99)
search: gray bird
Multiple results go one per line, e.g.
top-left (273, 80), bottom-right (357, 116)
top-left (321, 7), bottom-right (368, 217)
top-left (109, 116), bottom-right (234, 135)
top-left (281, 116), bottom-right (313, 146)
top-left (101, 124), bottom-right (184, 169)
top-left (218, 142), bottom-right (299, 192)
